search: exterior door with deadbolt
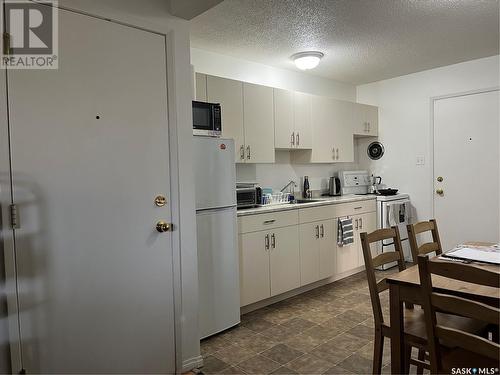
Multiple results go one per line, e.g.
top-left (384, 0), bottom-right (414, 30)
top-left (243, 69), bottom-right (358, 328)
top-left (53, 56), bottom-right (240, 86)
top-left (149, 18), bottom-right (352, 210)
top-left (433, 90), bottom-right (499, 250)
top-left (3, 8), bottom-right (176, 373)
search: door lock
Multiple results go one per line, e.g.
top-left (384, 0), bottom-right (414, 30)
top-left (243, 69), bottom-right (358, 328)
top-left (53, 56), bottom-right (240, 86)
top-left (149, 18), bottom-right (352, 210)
top-left (156, 221), bottom-right (172, 232)
top-left (436, 189), bottom-right (444, 195)
top-left (154, 195), bottom-right (167, 207)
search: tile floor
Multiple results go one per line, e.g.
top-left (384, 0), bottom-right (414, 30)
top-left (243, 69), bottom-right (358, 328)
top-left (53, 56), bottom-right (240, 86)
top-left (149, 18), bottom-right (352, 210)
top-left (200, 268), bottom-right (409, 374)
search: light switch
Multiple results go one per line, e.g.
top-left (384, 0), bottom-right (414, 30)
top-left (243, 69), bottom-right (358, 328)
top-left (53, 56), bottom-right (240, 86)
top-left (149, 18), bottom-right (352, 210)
top-left (416, 156), bottom-right (425, 166)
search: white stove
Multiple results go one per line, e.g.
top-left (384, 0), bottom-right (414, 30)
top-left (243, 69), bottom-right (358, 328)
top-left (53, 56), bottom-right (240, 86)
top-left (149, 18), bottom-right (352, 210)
top-left (376, 193), bottom-right (412, 269)
top-left (339, 171), bottom-right (413, 269)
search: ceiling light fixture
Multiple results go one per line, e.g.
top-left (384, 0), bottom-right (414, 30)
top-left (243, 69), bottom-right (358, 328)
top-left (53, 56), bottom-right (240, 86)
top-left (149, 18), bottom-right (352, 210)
top-left (291, 51), bottom-right (324, 70)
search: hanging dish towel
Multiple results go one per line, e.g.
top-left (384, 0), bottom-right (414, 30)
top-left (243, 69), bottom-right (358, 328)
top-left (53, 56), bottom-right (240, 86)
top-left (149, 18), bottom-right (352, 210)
top-left (337, 217), bottom-right (354, 246)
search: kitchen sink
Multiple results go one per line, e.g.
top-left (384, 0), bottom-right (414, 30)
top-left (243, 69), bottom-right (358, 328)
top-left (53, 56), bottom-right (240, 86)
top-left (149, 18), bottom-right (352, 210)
top-left (294, 199), bottom-right (322, 204)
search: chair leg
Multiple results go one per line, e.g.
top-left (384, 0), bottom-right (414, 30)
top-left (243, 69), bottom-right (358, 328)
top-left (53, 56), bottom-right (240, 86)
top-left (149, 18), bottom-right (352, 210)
top-left (416, 348), bottom-right (425, 374)
top-left (404, 344), bottom-right (411, 374)
top-left (372, 331), bottom-right (384, 375)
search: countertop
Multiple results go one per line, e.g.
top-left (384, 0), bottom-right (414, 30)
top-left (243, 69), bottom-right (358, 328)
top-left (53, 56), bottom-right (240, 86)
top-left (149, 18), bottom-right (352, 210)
top-left (237, 194), bottom-right (377, 216)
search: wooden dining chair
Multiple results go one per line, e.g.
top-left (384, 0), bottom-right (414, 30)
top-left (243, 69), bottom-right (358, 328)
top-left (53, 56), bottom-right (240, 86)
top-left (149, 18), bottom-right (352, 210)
top-left (417, 255), bottom-right (500, 373)
top-left (360, 227), bottom-right (427, 374)
top-left (407, 219), bottom-right (443, 263)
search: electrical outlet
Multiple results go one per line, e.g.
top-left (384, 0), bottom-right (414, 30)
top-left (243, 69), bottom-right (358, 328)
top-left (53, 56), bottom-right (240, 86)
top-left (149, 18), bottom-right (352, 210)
top-left (416, 156), bottom-right (425, 166)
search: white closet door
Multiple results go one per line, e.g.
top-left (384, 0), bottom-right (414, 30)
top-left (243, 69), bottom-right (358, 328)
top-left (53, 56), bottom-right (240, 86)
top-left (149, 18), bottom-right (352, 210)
top-left (434, 90), bottom-right (499, 250)
top-left (7, 9), bottom-right (176, 373)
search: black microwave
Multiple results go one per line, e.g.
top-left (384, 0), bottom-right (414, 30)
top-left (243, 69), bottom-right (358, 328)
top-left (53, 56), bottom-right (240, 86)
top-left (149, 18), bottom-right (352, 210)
top-left (192, 101), bottom-right (222, 137)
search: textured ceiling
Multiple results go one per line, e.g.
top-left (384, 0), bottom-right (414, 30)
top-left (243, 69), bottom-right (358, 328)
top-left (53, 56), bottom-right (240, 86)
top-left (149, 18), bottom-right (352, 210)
top-left (190, 0), bottom-right (500, 84)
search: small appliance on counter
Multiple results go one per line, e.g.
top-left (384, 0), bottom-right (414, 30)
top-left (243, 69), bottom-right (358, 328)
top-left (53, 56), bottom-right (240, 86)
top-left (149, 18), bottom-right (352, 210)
top-left (236, 183), bottom-right (262, 209)
top-left (368, 175), bottom-right (382, 194)
top-left (192, 101), bottom-right (222, 137)
top-left (328, 176), bottom-right (341, 196)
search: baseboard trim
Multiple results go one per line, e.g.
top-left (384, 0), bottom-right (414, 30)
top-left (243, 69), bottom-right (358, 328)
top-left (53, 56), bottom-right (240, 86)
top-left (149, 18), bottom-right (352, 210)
top-left (240, 266), bottom-right (365, 314)
top-left (182, 355), bottom-right (203, 373)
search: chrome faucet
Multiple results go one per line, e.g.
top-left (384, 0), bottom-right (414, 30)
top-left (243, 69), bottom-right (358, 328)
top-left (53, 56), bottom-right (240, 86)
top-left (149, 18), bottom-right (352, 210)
top-left (280, 180), bottom-right (297, 194)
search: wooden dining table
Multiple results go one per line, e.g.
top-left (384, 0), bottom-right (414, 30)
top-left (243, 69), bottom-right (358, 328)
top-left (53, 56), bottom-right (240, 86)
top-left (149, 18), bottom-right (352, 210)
top-left (386, 248), bottom-right (500, 374)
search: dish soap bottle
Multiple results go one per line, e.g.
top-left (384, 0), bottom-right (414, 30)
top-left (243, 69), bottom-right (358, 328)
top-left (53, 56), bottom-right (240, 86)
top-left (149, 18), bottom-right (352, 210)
top-left (303, 176), bottom-right (310, 199)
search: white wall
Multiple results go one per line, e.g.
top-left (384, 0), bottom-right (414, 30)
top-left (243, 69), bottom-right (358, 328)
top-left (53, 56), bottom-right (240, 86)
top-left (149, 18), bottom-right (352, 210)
top-left (55, 1), bottom-right (200, 371)
top-left (191, 48), bottom-right (356, 100)
top-left (191, 48), bottom-right (361, 193)
top-left (356, 55), bottom-right (500, 221)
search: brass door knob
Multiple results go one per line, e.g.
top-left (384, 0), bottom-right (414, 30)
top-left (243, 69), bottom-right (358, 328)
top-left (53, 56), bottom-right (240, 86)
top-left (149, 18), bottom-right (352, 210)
top-left (156, 221), bottom-right (172, 232)
top-left (436, 189), bottom-right (444, 195)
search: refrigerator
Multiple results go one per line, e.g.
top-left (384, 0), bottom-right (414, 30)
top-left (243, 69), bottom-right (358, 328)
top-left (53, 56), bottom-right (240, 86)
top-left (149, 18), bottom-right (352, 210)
top-left (194, 136), bottom-right (240, 339)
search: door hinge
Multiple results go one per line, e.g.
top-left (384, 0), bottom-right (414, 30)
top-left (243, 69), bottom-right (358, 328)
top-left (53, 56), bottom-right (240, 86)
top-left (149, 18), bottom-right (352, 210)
top-left (3, 32), bottom-right (11, 55)
top-left (10, 204), bottom-right (20, 229)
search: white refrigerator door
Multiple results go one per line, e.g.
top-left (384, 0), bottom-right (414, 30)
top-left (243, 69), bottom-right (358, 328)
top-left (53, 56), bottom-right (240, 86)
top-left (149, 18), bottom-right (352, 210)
top-left (197, 206), bottom-right (240, 338)
top-left (193, 137), bottom-right (236, 210)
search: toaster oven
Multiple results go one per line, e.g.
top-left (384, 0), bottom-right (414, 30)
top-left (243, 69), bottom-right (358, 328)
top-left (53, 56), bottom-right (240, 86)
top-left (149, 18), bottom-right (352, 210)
top-left (236, 186), bottom-right (261, 209)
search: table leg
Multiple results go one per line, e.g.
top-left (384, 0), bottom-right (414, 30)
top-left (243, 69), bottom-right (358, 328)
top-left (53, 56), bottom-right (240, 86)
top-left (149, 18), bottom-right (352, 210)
top-left (390, 283), bottom-right (405, 374)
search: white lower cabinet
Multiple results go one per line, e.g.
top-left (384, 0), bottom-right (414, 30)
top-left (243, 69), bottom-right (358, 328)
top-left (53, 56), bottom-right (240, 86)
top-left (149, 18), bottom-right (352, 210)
top-left (299, 219), bottom-right (335, 285)
top-left (239, 231), bottom-right (271, 306)
top-left (238, 202), bottom-right (376, 306)
top-left (270, 226), bottom-right (301, 296)
top-left (336, 211), bottom-right (377, 274)
top-left (336, 235), bottom-right (359, 274)
top-left (239, 226), bottom-right (300, 306)
top-left (355, 212), bottom-right (377, 267)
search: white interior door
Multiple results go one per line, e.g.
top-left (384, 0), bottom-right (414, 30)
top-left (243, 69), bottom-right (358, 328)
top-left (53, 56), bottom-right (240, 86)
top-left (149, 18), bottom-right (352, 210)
top-left (7, 9), bottom-right (176, 373)
top-left (434, 90), bottom-right (499, 251)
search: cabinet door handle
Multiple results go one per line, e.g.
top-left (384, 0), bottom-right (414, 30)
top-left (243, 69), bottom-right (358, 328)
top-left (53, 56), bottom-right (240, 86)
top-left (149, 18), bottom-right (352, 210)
top-left (320, 224), bottom-right (324, 238)
top-left (246, 145), bottom-right (251, 160)
top-left (355, 219), bottom-right (359, 230)
top-left (367, 122), bottom-right (370, 132)
top-left (271, 233), bottom-right (276, 249)
top-left (359, 218), bottom-right (363, 229)
top-left (263, 219), bottom-right (276, 225)
top-left (240, 145), bottom-right (245, 160)
top-left (296, 132), bottom-right (300, 146)
top-left (291, 132), bottom-right (295, 146)
top-left (336, 148), bottom-right (339, 160)
top-left (315, 225), bottom-right (320, 239)
top-left (354, 206), bottom-right (362, 210)
top-left (265, 234), bottom-right (270, 250)
top-left (332, 147), bottom-right (335, 160)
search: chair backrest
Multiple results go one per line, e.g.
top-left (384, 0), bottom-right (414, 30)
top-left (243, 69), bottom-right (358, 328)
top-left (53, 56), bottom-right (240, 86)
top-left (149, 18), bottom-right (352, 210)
top-left (417, 255), bottom-right (500, 373)
top-left (407, 219), bottom-right (443, 263)
top-left (359, 227), bottom-right (406, 327)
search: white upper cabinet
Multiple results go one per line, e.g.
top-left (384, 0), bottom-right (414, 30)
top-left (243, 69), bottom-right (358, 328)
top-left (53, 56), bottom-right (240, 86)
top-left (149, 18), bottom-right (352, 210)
top-left (352, 103), bottom-right (378, 136)
top-left (292, 96), bottom-right (354, 163)
top-left (195, 73), bottom-right (207, 102)
top-left (274, 89), bottom-right (295, 149)
top-left (207, 75), bottom-right (245, 162)
top-left (274, 89), bottom-right (312, 150)
top-left (243, 83), bottom-right (275, 163)
top-left (201, 73), bottom-right (379, 165)
top-left (330, 99), bottom-right (354, 163)
top-left (293, 92), bottom-right (313, 149)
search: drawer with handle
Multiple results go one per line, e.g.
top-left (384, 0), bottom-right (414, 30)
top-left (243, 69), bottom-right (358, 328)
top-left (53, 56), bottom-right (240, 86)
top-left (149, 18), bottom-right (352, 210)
top-left (332, 199), bottom-right (376, 218)
top-left (238, 210), bottom-right (299, 233)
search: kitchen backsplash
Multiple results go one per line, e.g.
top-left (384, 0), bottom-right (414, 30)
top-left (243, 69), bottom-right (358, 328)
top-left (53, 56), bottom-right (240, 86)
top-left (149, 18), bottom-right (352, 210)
top-left (236, 140), bottom-right (362, 194)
